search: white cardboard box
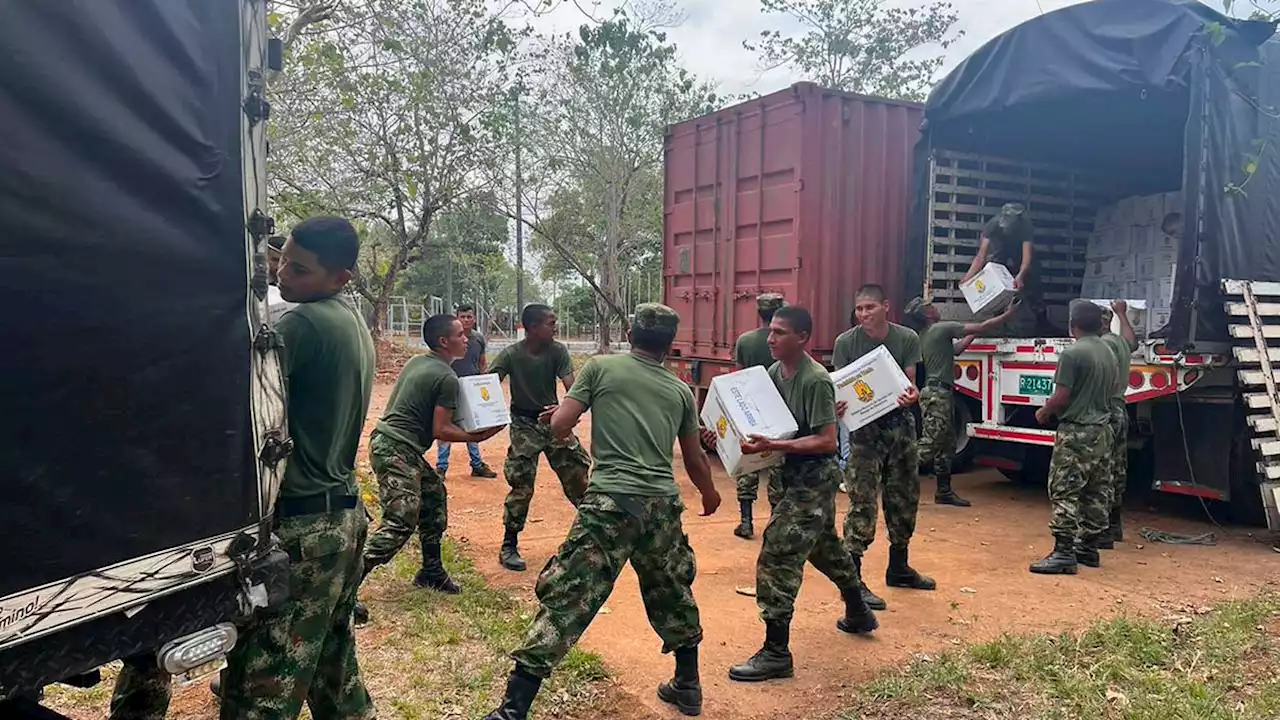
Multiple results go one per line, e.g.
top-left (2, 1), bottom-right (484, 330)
top-left (1087, 298), bottom-right (1147, 338)
top-left (455, 374), bottom-right (512, 432)
top-left (831, 345), bottom-right (914, 433)
top-left (1151, 276), bottom-right (1176, 307)
top-left (1152, 250), bottom-right (1178, 277)
top-left (1133, 194), bottom-right (1165, 226)
top-left (1084, 257), bottom-right (1111, 281)
top-left (1136, 253), bottom-right (1156, 280)
top-left (1096, 204), bottom-right (1120, 227)
top-left (1081, 278), bottom-right (1108, 297)
top-left (1148, 308), bottom-right (1173, 334)
top-left (1109, 255), bottom-right (1137, 283)
top-left (1130, 226), bottom-right (1154, 256)
top-left (1153, 230), bottom-right (1178, 253)
top-left (961, 262), bottom-right (1018, 316)
top-left (700, 366), bottom-right (798, 477)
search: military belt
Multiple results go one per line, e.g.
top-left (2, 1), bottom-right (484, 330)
top-left (510, 408), bottom-right (544, 421)
top-left (275, 492), bottom-right (358, 518)
top-left (782, 453), bottom-right (836, 468)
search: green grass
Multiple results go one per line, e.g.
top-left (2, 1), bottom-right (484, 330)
top-left (839, 596), bottom-right (1280, 720)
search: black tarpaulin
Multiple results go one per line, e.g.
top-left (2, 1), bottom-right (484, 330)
top-left (918, 0), bottom-right (1278, 345)
top-left (0, 1), bottom-right (258, 597)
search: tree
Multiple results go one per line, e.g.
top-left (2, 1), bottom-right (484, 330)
top-left (746, 0), bottom-right (961, 102)
top-left (268, 0), bottom-right (519, 337)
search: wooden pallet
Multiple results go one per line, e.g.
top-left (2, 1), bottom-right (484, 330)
top-left (926, 150), bottom-right (1114, 312)
top-left (1224, 279), bottom-right (1280, 532)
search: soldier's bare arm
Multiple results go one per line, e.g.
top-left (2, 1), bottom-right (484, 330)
top-left (747, 422), bottom-right (838, 456)
top-left (560, 372), bottom-right (576, 393)
top-left (962, 298), bottom-right (1021, 338)
top-left (433, 405), bottom-right (501, 443)
top-left (678, 432), bottom-right (720, 516)
top-left (898, 366), bottom-right (920, 407)
top-left (549, 397), bottom-right (588, 439)
top-left (961, 235), bottom-right (991, 284)
top-left (1036, 386), bottom-right (1071, 425)
top-left (1111, 300), bottom-right (1139, 351)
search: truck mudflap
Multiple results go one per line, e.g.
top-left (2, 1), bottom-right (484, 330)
top-left (1223, 280), bottom-right (1280, 532)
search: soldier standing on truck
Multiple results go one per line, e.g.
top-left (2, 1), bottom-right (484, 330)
top-left (705, 305), bottom-right (876, 684)
top-left (352, 314), bottom-right (507, 625)
top-left (1098, 300), bottom-right (1139, 544)
top-left (835, 284), bottom-right (932, 611)
top-left (1030, 300), bottom-right (1116, 575)
top-left (219, 216), bottom-right (377, 719)
top-left (903, 296), bottom-right (1021, 507)
top-left (490, 304), bottom-right (591, 572)
top-left (962, 202), bottom-right (1048, 336)
top-left (730, 292), bottom-right (786, 539)
top-left (484, 304), bottom-right (719, 720)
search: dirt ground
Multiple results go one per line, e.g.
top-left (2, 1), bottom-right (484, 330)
top-left (386, 381), bottom-right (1279, 720)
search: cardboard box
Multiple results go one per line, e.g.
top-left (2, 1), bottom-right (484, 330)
top-left (1153, 230), bottom-right (1178, 253)
top-left (1081, 278), bottom-right (1108, 297)
top-left (961, 262), bottom-right (1018, 316)
top-left (1152, 250), bottom-right (1178, 278)
top-left (1130, 226), bottom-right (1155, 256)
top-left (1109, 255), bottom-right (1137, 283)
top-left (1151, 276), bottom-right (1176, 307)
top-left (700, 366), bottom-right (798, 477)
top-left (1084, 257), bottom-right (1112, 281)
top-left (1087, 226), bottom-right (1130, 259)
top-left (1096, 203), bottom-right (1120, 228)
top-left (1148, 308), bottom-right (1173, 334)
top-left (456, 374), bottom-right (512, 432)
top-left (1133, 193), bottom-right (1165, 226)
top-left (1136, 253), bottom-right (1156, 280)
top-left (831, 345), bottom-right (915, 433)
top-left (1088, 298), bottom-right (1147, 338)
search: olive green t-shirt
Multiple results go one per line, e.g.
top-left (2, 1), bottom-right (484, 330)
top-left (277, 295), bottom-right (375, 498)
top-left (769, 357), bottom-right (838, 440)
top-left (374, 352), bottom-right (459, 455)
top-left (920, 321), bottom-right (967, 384)
top-left (1100, 332), bottom-right (1139, 400)
top-left (734, 327), bottom-right (773, 369)
top-left (490, 340), bottom-right (574, 416)
top-left (1054, 335), bottom-right (1117, 425)
top-left (567, 354), bottom-right (697, 496)
top-left (832, 323), bottom-right (922, 372)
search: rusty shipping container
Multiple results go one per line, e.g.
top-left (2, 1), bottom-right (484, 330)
top-left (663, 83), bottom-right (923, 393)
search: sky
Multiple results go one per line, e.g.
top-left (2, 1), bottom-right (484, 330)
top-left (521, 0), bottom-right (1234, 97)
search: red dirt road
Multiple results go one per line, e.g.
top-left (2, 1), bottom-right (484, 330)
top-left (369, 381), bottom-right (1279, 720)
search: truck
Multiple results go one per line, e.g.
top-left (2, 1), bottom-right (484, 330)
top-left (662, 0), bottom-right (1280, 532)
top-left (0, 1), bottom-right (291, 714)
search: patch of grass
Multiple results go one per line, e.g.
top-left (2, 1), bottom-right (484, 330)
top-left (841, 595), bottom-right (1280, 720)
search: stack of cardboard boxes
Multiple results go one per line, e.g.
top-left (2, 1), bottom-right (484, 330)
top-left (1082, 191), bottom-right (1182, 336)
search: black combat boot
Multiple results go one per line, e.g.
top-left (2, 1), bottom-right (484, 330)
top-left (728, 621), bottom-right (794, 682)
top-left (885, 545), bottom-right (937, 590)
top-left (850, 553), bottom-right (887, 610)
top-left (933, 470), bottom-right (971, 507)
top-left (415, 541), bottom-right (461, 594)
top-left (1029, 536), bottom-right (1079, 575)
top-left (1109, 508), bottom-right (1124, 542)
top-left (835, 586), bottom-right (879, 635)
top-left (353, 564), bottom-right (374, 625)
top-left (1092, 529), bottom-right (1115, 551)
top-left (733, 500), bottom-right (754, 540)
top-left (499, 528), bottom-right (527, 571)
top-left (657, 645), bottom-right (702, 716)
top-left (1075, 536), bottom-right (1102, 568)
top-left (483, 665), bottom-right (543, 720)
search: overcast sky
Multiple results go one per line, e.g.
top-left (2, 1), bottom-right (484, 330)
top-left (522, 0), bottom-right (1234, 96)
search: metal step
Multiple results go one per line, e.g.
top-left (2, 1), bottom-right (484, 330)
top-left (1222, 279), bottom-right (1280, 531)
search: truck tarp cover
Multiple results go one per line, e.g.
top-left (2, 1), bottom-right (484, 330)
top-left (0, 1), bottom-right (257, 598)
top-left (919, 0), bottom-right (1279, 344)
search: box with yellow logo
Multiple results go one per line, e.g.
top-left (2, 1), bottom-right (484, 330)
top-left (699, 366), bottom-right (797, 477)
top-left (960, 262), bottom-right (1018, 316)
top-left (456, 373), bottom-right (511, 432)
top-left (831, 345), bottom-right (914, 433)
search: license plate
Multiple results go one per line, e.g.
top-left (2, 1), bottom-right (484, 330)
top-left (1018, 375), bottom-right (1054, 396)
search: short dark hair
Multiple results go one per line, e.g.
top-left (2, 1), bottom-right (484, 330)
top-left (422, 313), bottom-right (458, 351)
top-left (773, 305), bottom-right (813, 337)
top-left (1069, 300), bottom-right (1104, 334)
top-left (522, 303), bottom-right (554, 329)
top-left (630, 322), bottom-right (677, 354)
top-left (290, 216), bottom-right (359, 272)
top-left (456, 303), bottom-right (475, 314)
top-left (855, 284), bottom-right (887, 303)
top-left (759, 306), bottom-right (780, 323)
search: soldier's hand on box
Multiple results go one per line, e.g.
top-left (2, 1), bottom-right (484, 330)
top-left (699, 487), bottom-right (722, 516)
top-left (741, 434), bottom-right (773, 455)
top-left (897, 385), bottom-right (920, 408)
top-left (836, 400), bottom-right (848, 419)
top-left (472, 426), bottom-right (505, 442)
top-left (538, 405), bottom-right (558, 424)
top-left (699, 427), bottom-right (717, 450)
top-left (1111, 299), bottom-right (1127, 315)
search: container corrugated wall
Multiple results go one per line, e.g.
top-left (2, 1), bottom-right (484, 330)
top-left (664, 83), bottom-right (923, 363)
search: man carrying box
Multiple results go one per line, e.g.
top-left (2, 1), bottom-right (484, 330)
top-left (490, 304), bottom-right (592, 572)
top-left (484, 304), bottom-right (719, 720)
top-left (730, 292), bottom-right (787, 539)
top-left (962, 202), bottom-right (1046, 336)
top-left (903, 296), bottom-right (1020, 507)
top-left (354, 314), bottom-right (507, 623)
top-left (436, 303), bottom-right (499, 479)
top-left (834, 284), bottom-right (929, 611)
top-left (1098, 300), bottom-right (1139, 545)
top-left (707, 305), bottom-right (878, 684)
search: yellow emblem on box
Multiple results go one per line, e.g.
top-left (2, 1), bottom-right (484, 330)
top-left (716, 416), bottom-right (728, 438)
top-left (853, 379), bottom-right (875, 403)
top-left (974, 279), bottom-right (986, 293)
top-left (480, 386), bottom-right (491, 401)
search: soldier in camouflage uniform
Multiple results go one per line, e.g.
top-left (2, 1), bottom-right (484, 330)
top-left (1031, 300), bottom-right (1116, 575)
top-left (352, 314), bottom-right (506, 624)
top-left (963, 203), bottom-right (1052, 336)
top-left (490, 304), bottom-right (591, 572)
top-left (1098, 301), bottom-right (1139, 545)
top-left (485, 304), bottom-right (721, 720)
top-left (708, 305), bottom-right (876, 685)
top-left (730, 292), bottom-right (786, 539)
top-left (835, 285), bottom-right (932, 611)
top-left (219, 216), bottom-right (377, 719)
top-left (903, 296), bottom-right (1020, 507)
top-left (108, 655), bottom-right (171, 720)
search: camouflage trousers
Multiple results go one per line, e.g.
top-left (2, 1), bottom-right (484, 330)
top-left (504, 416), bottom-right (590, 533)
top-left (737, 467), bottom-right (784, 504)
top-left (757, 457), bottom-right (862, 623)
top-left (220, 509), bottom-right (374, 720)
top-left (1106, 400), bottom-right (1129, 512)
top-left (512, 492), bottom-right (701, 678)
top-left (917, 384), bottom-right (954, 479)
top-left (363, 432), bottom-right (445, 571)
top-left (1047, 421), bottom-right (1112, 541)
top-left (108, 654), bottom-right (171, 720)
top-left (844, 411), bottom-right (920, 555)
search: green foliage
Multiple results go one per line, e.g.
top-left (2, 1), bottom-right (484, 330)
top-left (746, 0), bottom-right (961, 101)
